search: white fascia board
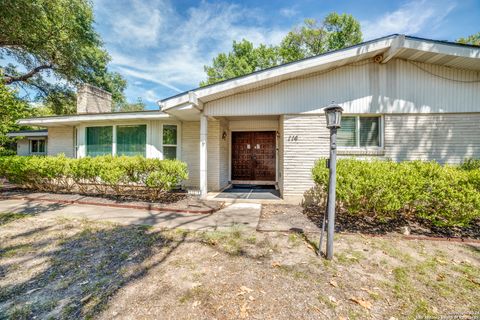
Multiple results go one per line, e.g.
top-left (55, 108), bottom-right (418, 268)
top-left (161, 36), bottom-right (396, 110)
top-left (403, 38), bottom-right (480, 59)
top-left (6, 132), bottom-right (48, 137)
top-left (18, 112), bottom-right (171, 126)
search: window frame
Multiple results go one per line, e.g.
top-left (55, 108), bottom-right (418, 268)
top-left (85, 125), bottom-right (114, 157)
top-left (29, 138), bottom-right (47, 155)
top-left (116, 124), bottom-right (147, 157)
top-left (338, 115), bottom-right (384, 149)
top-left (161, 123), bottom-right (179, 160)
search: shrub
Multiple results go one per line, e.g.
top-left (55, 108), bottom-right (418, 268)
top-left (0, 155), bottom-right (188, 201)
top-left (310, 159), bottom-right (480, 227)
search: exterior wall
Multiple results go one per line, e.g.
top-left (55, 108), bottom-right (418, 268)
top-left (282, 115), bottom-right (329, 201)
top-left (48, 127), bottom-right (74, 157)
top-left (181, 119), bottom-right (224, 191)
top-left (278, 116), bottom-right (284, 196)
top-left (219, 119), bottom-right (229, 189)
top-left (204, 59), bottom-right (480, 117)
top-left (384, 113), bottom-right (480, 163)
top-left (16, 139), bottom-right (30, 156)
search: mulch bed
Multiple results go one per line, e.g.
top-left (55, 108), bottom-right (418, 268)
top-left (0, 188), bottom-right (223, 214)
top-left (304, 204), bottom-right (480, 240)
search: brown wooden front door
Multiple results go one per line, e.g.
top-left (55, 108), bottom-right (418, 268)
top-left (231, 131), bottom-right (276, 181)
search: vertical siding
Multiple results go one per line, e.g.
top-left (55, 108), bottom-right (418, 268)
top-left (204, 59), bottom-right (480, 116)
top-left (282, 115), bottom-right (329, 198)
top-left (228, 119), bottom-right (279, 131)
top-left (219, 119), bottom-right (229, 189)
top-left (181, 120), bottom-right (222, 191)
top-left (48, 127), bottom-right (74, 157)
top-left (278, 116), bottom-right (284, 196)
top-left (147, 120), bottom-right (162, 158)
top-left (384, 113), bottom-right (480, 163)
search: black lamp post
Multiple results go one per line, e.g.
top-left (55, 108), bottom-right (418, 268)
top-left (323, 104), bottom-right (343, 260)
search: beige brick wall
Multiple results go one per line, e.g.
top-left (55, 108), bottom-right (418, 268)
top-left (384, 113), bottom-right (480, 163)
top-left (77, 84), bottom-right (112, 114)
top-left (47, 127), bottom-right (74, 157)
top-left (16, 139), bottom-right (30, 156)
top-left (282, 115), bottom-right (329, 201)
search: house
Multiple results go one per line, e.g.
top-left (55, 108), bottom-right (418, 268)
top-left (16, 34), bottom-right (480, 202)
top-left (6, 130), bottom-right (48, 156)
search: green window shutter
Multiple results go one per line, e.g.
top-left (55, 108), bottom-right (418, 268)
top-left (337, 116), bottom-right (357, 147)
top-left (359, 117), bottom-right (380, 147)
top-left (162, 125), bottom-right (177, 159)
top-left (117, 125), bottom-right (147, 157)
top-left (86, 126), bottom-right (113, 157)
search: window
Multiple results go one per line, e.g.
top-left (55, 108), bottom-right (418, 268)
top-left (117, 125), bottom-right (147, 156)
top-left (86, 126), bottom-right (113, 157)
top-left (338, 116), bottom-right (381, 147)
top-left (162, 125), bottom-right (177, 159)
top-left (30, 139), bottom-right (46, 154)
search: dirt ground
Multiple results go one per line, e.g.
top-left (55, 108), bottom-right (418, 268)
top-left (0, 211), bottom-right (479, 320)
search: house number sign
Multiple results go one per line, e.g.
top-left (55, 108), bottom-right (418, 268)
top-left (288, 135), bottom-right (298, 142)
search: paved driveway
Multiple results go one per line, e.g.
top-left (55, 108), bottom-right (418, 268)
top-left (0, 199), bottom-right (261, 231)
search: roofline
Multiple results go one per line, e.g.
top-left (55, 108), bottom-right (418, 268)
top-left (7, 130), bottom-right (49, 137)
top-left (18, 110), bottom-right (171, 126)
top-left (158, 34), bottom-right (480, 110)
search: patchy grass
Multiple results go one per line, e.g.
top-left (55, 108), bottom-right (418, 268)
top-left (0, 214), bottom-right (479, 319)
top-left (0, 212), bottom-right (29, 226)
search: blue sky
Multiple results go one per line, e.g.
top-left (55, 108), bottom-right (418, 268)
top-left (92, 0), bottom-right (479, 109)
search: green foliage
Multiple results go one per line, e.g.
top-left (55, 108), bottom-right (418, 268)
top-left (0, 155), bottom-right (188, 200)
top-left (457, 32), bottom-right (480, 46)
top-left (0, 0), bottom-right (127, 113)
top-left (461, 158), bottom-right (480, 170)
top-left (0, 80), bottom-right (33, 145)
top-left (311, 159), bottom-right (480, 227)
top-left (114, 97), bottom-right (146, 112)
top-left (201, 13), bottom-right (362, 86)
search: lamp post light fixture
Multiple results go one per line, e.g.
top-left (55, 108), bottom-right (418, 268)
top-left (322, 103), bottom-right (343, 260)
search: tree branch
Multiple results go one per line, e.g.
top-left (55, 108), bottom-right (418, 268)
top-left (4, 64), bottom-right (53, 84)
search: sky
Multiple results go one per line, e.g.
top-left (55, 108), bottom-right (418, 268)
top-left (92, 0), bottom-right (480, 109)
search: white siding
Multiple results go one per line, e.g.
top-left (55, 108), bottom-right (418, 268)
top-left (282, 115), bottom-right (329, 200)
top-left (48, 127), bottom-right (74, 157)
top-left (181, 120), bottom-right (223, 191)
top-left (204, 59), bottom-right (480, 116)
top-left (219, 119), bottom-right (229, 189)
top-left (278, 116), bottom-right (284, 196)
top-left (16, 139), bottom-right (30, 156)
top-left (384, 114), bottom-right (480, 163)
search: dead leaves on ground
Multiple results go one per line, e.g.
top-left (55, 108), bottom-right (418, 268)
top-left (349, 296), bottom-right (372, 310)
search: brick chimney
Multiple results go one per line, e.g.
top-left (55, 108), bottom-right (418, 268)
top-left (77, 84), bottom-right (112, 114)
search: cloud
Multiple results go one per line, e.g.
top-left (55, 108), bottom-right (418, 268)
top-left (99, 1), bottom-right (288, 100)
top-left (362, 0), bottom-right (456, 40)
top-left (279, 7), bottom-right (299, 18)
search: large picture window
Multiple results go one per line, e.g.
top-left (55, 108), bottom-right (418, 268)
top-left (86, 126), bottom-right (113, 156)
top-left (117, 125), bottom-right (147, 156)
top-left (162, 125), bottom-right (177, 159)
top-left (338, 116), bottom-right (381, 148)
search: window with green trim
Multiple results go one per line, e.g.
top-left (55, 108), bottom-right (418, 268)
top-left (163, 125), bottom-right (177, 160)
top-left (338, 116), bottom-right (381, 147)
top-left (86, 126), bottom-right (113, 156)
top-left (117, 125), bottom-right (147, 156)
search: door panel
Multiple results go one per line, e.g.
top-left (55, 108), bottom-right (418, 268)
top-left (231, 131), bottom-right (276, 181)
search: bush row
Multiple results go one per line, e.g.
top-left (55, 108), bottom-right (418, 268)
top-left (310, 159), bottom-right (480, 227)
top-left (0, 155), bottom-right (188, 201)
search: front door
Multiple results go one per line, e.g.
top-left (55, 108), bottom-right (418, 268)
top-left (231, 131), bottom-right (276, 181)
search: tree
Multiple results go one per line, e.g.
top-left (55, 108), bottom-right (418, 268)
top-left (114, 98), bottom-right (146, 112)
top-left (0, 78), bottom-right (32, 146)
top-left (0, 0), bottom-right (127, 113)
top-left (457, 32), bottom-right (480, 46)
top-left (201, 13), bottom-right (362, 86)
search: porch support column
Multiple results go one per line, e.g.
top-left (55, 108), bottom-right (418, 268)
top-left (199, 113), bottom-right (208, 198)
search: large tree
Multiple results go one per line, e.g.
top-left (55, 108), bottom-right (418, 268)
top-left (0, 79), bottom-right (31, 145)
top-left (457, 32), bottom-right (480, 46)
top-left (0, 0), bottom-right (126, 114)
top-left (201, 13), bottom-right (362, 86)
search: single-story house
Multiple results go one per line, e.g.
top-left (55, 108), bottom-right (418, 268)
top-left (15, 34), bottom-right (480, 202)
top-left (6, 130), bottom-right (48, 156)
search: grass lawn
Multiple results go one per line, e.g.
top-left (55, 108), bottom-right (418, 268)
top-left (0, 211), bottom-right (479, 319)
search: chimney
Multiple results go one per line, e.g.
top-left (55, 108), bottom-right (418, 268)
top-left (77, 84), bottom-right (112, 114)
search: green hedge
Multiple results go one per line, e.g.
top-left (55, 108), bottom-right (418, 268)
top-left (0, 155), bottom-right (188, 200)
top-left (311, 159), bottom-right (480, 227)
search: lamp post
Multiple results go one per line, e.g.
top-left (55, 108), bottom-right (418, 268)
top-left (323, 104), bottom-right (343, 260)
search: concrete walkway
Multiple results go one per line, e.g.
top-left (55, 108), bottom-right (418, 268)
top-left (0, 199), bottom-right (261, 231)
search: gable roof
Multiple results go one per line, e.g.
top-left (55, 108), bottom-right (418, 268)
top-left (159, 34), bottom-right (480, 111)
